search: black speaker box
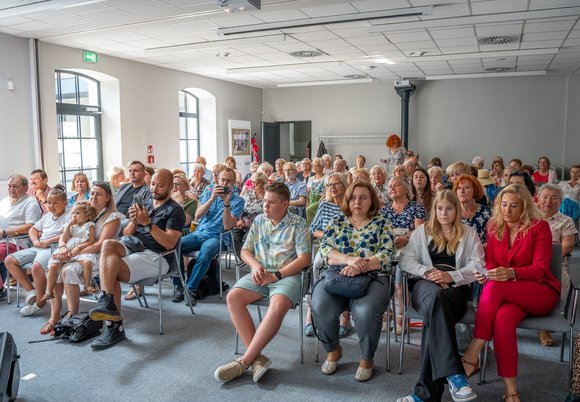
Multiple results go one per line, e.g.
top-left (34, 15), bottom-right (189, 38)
top-left (0, 332), bottom-right (20, 402)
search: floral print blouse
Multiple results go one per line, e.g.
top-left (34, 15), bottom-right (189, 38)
top-left (320, 214), bottom-right (396, 274)
top-left (462, 204), bottom-right (492, 244)
top-left (381, 200), bottom-right (427, 231)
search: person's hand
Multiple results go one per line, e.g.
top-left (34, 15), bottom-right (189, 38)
top-left (340, 265), bottom-right (363, 277)
top-left (128, 205), bottom-right (139, 223)
top-left (347, 256), bottom-right (369, 273)
top-left (32, 239), bottom-right (42, 248)
top-left (425, 269), bottom-right (454, 286)
top-left (35, 189), bottom-right (46, 203)
top-left (487, 267), bottom-right (515, 282)
top-left (435, 183), bottom-right (445, 193)
top-left (396, 235), bottom-right (409, 248)
top-left (70, 246), bottom-right (80, 257)
top-left (235, 220), bottom-right (244, 229)
top-left (259, 273), bottom-right (277, 286)
top-left (252, 265), bottom-right (267, 284)
top-left (472, 271), bottom-right (488, 285)
top-left (133, 204), bottom-right (151, 226)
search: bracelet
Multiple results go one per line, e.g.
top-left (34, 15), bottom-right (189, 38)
top-left (511, 268), bottom-right (517, 281)
top-left (224, 204), bottom-right (231, 208)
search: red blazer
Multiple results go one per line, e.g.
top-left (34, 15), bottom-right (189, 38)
top-left (486, 219), bottom-right (560, 294)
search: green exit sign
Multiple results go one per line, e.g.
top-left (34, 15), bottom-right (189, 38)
top-left (83, 50), bottom-right (98, 63)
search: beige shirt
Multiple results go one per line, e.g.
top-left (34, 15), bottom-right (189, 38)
top-left (546, 211), bottom-right (578, 244)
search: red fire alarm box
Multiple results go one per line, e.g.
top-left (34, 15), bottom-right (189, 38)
top-left (147, 155), bottom-right (154, 164)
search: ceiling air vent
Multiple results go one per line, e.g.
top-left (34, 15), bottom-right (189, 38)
top-left (343, 74), bottom-right (368, 79)
top-left (477, 35), bottom-right (520, 45)
top-left (289, 50), bottom-right (326, 58)
top-left (484, 67), bottom-right (515, 73)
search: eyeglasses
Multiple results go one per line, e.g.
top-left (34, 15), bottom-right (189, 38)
top-left (327, 182), bottom-right (343, 187)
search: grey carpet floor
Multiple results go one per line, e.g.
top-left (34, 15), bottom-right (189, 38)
top-left (0, 270), bottom-right (571, 402)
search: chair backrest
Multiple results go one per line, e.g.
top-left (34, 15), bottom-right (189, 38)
top-left (162, 238), bottom-right (181, 277)
top-left (550, 243), bottom-right (563, 309)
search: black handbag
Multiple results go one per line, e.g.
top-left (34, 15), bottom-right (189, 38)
top-left (120, 235), bottom-right (145, 253)
top-left (323, 265), bottom-right (377, 299)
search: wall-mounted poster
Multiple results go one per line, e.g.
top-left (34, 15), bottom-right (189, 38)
top-left (231, 128), bottom-right (250, 156)
top-left (228, 120), bottom-right (251, 178)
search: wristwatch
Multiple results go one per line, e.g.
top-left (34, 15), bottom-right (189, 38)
top-left (274, 271), bottom-right (282, 281)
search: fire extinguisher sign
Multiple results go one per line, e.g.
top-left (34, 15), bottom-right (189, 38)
top-left (147, 145), bottom-right (153, 154)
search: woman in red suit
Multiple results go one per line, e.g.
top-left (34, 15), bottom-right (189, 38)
top-left (461, 184), bottom-right (560, 402)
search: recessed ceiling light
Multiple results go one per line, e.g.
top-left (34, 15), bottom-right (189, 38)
top-left (484, 67), bottom-right (515, 73)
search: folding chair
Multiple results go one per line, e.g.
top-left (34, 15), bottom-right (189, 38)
top-left (399, 270), bottom-right (485, 384)
top-left (218, 230), bottom-right (240, 298)
top-left (3, 235), bottom-right (30, 306)
top-left (234, 264), bottom-right (312, 364)
top-left (129, 240), bottom-right (195, 334)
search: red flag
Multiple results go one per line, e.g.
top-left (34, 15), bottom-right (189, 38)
top-left (251, 134), bottom-right (259, 163)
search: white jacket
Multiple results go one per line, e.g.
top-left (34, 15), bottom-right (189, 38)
top-left (399, 224), bottom-right (485, 287)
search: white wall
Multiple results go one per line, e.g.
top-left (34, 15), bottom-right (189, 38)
top-left (0, 33), bottom-right (35, 180)
top-left (263, 83), bottom-right (406, 167)
top-left (263, 75), bottom-right (574, 170)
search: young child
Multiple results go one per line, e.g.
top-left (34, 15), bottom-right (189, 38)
top-left (43, 201), bottom-right (97, 301)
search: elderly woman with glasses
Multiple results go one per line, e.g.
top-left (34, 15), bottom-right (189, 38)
top-left (172, 173), bottom-right (197, 230)
top-left (190, 163), bottom-right (210, 200)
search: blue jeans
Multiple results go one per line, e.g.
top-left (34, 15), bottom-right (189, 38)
top-left (180, 232), bottom-right (221, 292)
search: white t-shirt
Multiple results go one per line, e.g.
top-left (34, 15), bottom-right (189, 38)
top-left (0, 195), bottom-right (42, 230)
top-left (33, 212), bottom-right (69, 241)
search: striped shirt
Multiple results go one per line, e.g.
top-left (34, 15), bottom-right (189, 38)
top-left (310, 200), bottom-right (343, 234)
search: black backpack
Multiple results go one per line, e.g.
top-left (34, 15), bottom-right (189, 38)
top-left (52, 313), bottom-right (103, 343)
top-left (187, 258), bottom-right (229, 300)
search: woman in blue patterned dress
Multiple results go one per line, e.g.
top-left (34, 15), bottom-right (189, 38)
top-left (311, 180), bottom-right (396, 382)
top-left (382, 176), bottom-right (428, 334)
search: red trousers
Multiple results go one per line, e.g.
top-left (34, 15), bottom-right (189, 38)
top-left (473, 280), bottom-right (558, 378)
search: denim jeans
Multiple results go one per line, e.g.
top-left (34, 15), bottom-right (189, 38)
top-left (180, 231), bottom-right (222, 292)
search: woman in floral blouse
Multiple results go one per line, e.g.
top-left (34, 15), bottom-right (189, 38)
top-left (311, 180), bottom-right (396, 382)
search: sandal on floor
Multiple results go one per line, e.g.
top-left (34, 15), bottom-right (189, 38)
top-left (539, 330), bottom-right (554, 346)
top-left (502, 393), bottom-right (520, 402)
top-left (40, 292), bottom-right (55, 302)
top-left (461, 357), bottom-right (480, 379)
top-left (124, 286), bottom-right (142, 301)
top-left (40, 322), bottom-right (55, 336)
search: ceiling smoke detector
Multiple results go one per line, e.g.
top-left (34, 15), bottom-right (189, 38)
top-left (343, 74), bottom-right (369, 79)
top-left (484, 67), bottom-right (515, 73)
top-left (477, 35), bottom-right (521, 45)
top-left (289, 50), bottom-right (326, 58)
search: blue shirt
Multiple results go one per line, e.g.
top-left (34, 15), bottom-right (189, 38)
top-left (286, 180), bottom-right (307, 218)
top-left (196, 191), bottom-right (245, 239)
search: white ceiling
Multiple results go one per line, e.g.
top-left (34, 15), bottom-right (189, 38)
top-left (1, 0), bottom-right (580, 88)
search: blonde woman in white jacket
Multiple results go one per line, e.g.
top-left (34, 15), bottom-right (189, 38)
top-left (397, 190), bottom-right (485, 402)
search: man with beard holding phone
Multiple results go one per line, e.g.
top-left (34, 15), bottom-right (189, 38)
top-left (178, 167), bottom-right (245, 304)
top-left (88, 168), bottom-right (185, 349)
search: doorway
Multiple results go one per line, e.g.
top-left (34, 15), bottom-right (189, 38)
top-left (261, 120), bottom-right (311, 164)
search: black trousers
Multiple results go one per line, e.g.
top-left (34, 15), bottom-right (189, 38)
top-left (409, 279), bottom-right (470, 402)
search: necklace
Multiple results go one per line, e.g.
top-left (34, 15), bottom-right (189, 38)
top-left (442, 230), bottom-right (451, 235)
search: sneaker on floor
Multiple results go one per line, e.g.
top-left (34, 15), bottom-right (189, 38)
top-left (89, 291), bottom-right (121, 322)
top-left (447, 374), bottom-right (477, 402)
top-left (303, 323), bottom-right (315, 337)
top-left (25, 289), bottom-right (37, 305)
top-left (251, 354), bottom-right (272, 382)
top-left (396, 395), bottom-right (423, 402)
top-left (91, 320), bottom-right (126, 350)
top-left (214, 358), bottom-right (248, 383)
top-left (20, 302), bottom-right (46, 316)
top-left (184, 289), bottom-right (198, 307)
top-left (172, 285), bottom-right (184, 303)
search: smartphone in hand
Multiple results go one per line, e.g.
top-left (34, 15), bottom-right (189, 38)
top-left (473, 264), bottom-right (489, 279)
top-left (221, 186), bottom-right (230, 195)
top-left (133, 194), bottom-right (144, 208)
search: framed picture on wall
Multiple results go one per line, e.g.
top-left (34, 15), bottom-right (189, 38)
top-left (231, 128), bottom-right (250, 156)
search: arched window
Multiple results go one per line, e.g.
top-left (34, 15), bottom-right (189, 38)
top-left (55, 70), bottom-right (103, 189)
top-left (179, 90), bottom-right (200, 177)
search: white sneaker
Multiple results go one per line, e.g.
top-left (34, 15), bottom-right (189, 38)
top-left (25, 289), bottom-right (37, 305)
top-left (20, 302), bottom-right (46, 316)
